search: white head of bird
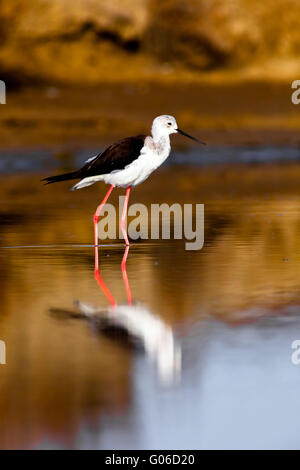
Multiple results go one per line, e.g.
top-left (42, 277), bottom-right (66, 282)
top-left (151, 115), bottom-right (206, 145)
top-left (151, 115), bottom-right (178, 141)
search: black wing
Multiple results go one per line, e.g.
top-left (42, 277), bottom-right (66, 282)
top-left (80, 135), bottom-right (147, 177)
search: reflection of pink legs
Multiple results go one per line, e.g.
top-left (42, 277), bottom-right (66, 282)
top-left (93, 184), bottom-right (114, 247)
top-left (94, 245), bottom-right (132, 307)
top-left (121, 245), bottom-right (132, 305)
top-left (120, 187), bottom-right (131, 246)
top-left (94, 267), bottom-right (116, 307)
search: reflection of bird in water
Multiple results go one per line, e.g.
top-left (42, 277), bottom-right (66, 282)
top-left (75, 300), bottom-right (181, 385)
top-left (42, 115), bottom-right (205, 246)
top-left (94, 245), bottom-right (181, 384)
top-left (51, 246), bottom-right (181, 385)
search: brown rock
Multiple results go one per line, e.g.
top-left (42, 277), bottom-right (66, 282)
top-left (0, 0), bottom-right (300, 84)
top-left (144, 0), bottom-right (260, 69)
top-left (0, 0), bottom-right (148, 83)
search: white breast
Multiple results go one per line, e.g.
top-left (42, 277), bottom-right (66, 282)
top-left (104, 136), bottom-right (171, 188)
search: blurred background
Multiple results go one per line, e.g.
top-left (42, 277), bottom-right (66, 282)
top-left (1, 0), bottom-right (300, 451)
top-left (1, 0), bottom-right (300, 149)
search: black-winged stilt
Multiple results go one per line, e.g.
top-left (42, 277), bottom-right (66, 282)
top-left (43, 115), bottom-right (205, 246)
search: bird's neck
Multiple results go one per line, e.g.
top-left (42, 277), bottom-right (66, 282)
top-left (151, 132), bottom-right (170, 149)
top-left (150, 134), bottom-right (171, 161)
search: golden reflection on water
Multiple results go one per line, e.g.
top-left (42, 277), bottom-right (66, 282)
top-left (0, 163), bottom-right (300, 448)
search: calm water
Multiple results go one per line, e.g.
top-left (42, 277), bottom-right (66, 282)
top-left (1, 159), bottom-right (300, 449)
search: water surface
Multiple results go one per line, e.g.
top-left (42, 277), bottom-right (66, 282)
top-left (0, 161), bottom-right (300, 449)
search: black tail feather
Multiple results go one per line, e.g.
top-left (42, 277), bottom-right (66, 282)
top-left (42, 170), bottom-right (80, 185)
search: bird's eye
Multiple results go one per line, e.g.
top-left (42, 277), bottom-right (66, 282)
top-left (167, 122), bottom-right (172, 126)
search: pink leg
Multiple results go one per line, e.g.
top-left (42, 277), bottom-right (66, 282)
top-left (121, 245), bottom-right (132, 305)
top-left (94, 184), bottom-right (114, 269)
top-left (120, 187), bottom-right (131, 246)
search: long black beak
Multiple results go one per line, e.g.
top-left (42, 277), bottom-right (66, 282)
top-left (177, 129), bottom-right (206, 145)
